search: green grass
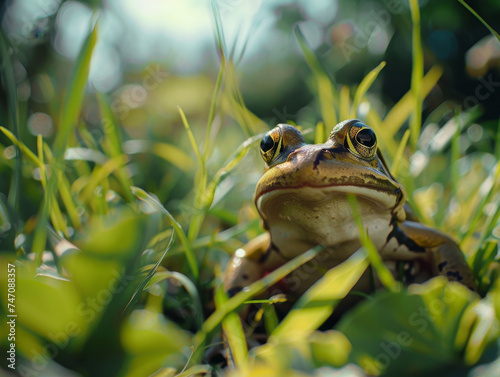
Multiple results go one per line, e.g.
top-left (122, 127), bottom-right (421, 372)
top-left (1, 1), bottom-right (500, 377)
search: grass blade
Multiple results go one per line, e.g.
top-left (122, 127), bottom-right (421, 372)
top-left (78, 155), bottom-right (128, 204)
top-left (178, 106), bottom-right (208, 242)
top-left (32, 16), bottom-right (98, 260)
top-left (495, 117), bottom-right (500, 161)
top-left (123, 231), bottom-right (176, 315)
top-left (175, 365), bottom-right (212, 377)
top-left (339, 85), bottom-right (351, 121)
top-left (122, 140), bottom-right (194, 172)
top-left (271, 249), bottom-right (369, 340)
top-left (203, 55), bottom-right (225, 161)
top-left (57, 169), bottom-right (82, 230)
top-left (177, 106), bottom-right (205, 176)
top-left (0, 31), bottom-right (21, 211)
top-left (215, 284), bottom-right (248, 368)
top-left (460, 162), bottom-right (500, 245)
top-left (0, 126), bottom-right (41, 166)
top-left (191, 245), bottom-right (323, 364)
top-left (451, 110), bottom-right (462, 199)
top-left (95, 90), bottom-right (135, 203)
top-left (350, 61), bottom-right (386, 118)
top-left (409, 0), bottom-right (424, 148)
top-left (382, 65), bottom-right (443, 140)
top-left (54, 16), bottom-right (98, 157)
top-left (456, 0), bottom-right (500, 43)
top-left (390, 129), bottom-right (410, 177)
top-left (295, 26), bottom-right (338, 128)
top-left (204, 132), bottom-right (265, 209)
top-left (348, 195), bottom-right (398, 291)
top-left (314, 121), bottom-right (327, 144)
top-left (132, 186), bottom-right (199, 280)
top-left (144, 270), bottom-right (203, 328)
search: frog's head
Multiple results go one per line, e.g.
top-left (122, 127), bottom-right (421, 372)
top-left (255, 119), bottom-right (406, 257)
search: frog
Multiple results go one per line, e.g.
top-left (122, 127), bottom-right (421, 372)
top-left (223, 119), bottom-right (475, 317)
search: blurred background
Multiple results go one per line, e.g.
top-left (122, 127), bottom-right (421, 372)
top-left (3, 0), bottom-right (500, 133)
top-left (2, 0), bottom-right (500, 223)
top-left (2, 0), bottom-right (500, 376)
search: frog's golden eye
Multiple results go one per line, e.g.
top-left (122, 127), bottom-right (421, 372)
top-left (260, 128), bottom-right (282, 165)
top-left (346, 122), bottom-right (377, 160)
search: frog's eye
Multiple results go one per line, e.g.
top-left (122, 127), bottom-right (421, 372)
top-left (260, 134), bottom-right (275, 153)
top-left (356, 128), bottom-right (376, 148)
top-left (260, 128), bottom-right (282, 165)
top-left (346, 122), bottom-right (377, 160)
top-left (260, 124), bottom-right (305, 166)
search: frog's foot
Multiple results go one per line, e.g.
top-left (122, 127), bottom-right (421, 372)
top-left (431, 242), bottom-right (476, 291)
top-left (398, 221), bottom-right (476, 291)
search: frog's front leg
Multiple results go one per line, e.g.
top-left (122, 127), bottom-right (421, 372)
top-left (223, 233), bottom-right (272, 297)
top-left (397, 221), bottom-right (476, 290)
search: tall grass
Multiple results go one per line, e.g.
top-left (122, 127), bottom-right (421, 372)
top-left (0, 1), bottom-right (499, 377)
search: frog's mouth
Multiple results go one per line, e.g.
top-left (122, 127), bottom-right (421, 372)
top-left (256, 159), bottom-right (405, 207)
top-left (256, 183), bottom-right (404, 220)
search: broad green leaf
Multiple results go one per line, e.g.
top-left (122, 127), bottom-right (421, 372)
top-left (121, 309), bottom-right (192, 377)
top-left (71, 207), bottom-right (156, 259)
top-left (338, 277), bottom-right (484, 376)
top-left (252, 330), bottom-right (351, 372)
top-left (0, 260), bottom-right (89, 348)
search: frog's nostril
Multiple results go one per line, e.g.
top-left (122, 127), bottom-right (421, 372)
top-left (312, 150), bottom-right (334, 170)
top-left (321, 149), bottom-right (334, 159)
